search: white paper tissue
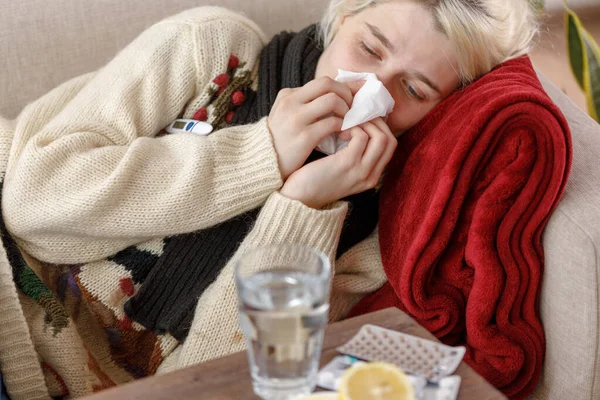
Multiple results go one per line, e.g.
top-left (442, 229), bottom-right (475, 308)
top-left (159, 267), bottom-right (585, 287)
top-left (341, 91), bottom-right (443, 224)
top-left (316, 69), bottom-right (395, 155)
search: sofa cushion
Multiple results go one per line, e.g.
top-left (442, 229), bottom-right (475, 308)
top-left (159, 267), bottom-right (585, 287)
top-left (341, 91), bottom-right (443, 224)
top-left (0, 0), bottom-right (329, 119)
top-left (531, 71), bottom-right (600, 399)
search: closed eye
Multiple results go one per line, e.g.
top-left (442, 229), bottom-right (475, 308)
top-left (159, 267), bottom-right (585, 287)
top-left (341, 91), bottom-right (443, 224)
top-left (360, 41), bottom-right (381, 60)
top-left (405, 82), bottom-right (425, 101)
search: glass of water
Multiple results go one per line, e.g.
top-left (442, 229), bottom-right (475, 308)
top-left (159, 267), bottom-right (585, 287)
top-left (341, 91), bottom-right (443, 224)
top-left (234, 244), bottom-right (331, 400)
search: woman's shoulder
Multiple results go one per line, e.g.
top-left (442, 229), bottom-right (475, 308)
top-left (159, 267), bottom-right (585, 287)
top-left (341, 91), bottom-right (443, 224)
top-left (160, 6), bottom-right (268, 45)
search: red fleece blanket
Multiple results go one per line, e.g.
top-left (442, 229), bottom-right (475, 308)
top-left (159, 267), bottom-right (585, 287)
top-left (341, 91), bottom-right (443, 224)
top-left (349, 56), bottom-right (572, 399)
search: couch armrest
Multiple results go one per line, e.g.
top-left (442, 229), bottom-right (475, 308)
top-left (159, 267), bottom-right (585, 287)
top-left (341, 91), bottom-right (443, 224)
top-left (530, 70), bottom-right (600, 400)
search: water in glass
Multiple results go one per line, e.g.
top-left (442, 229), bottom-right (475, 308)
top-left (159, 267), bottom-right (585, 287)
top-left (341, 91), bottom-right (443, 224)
top-left (238, 269), bottom-right (329, 400)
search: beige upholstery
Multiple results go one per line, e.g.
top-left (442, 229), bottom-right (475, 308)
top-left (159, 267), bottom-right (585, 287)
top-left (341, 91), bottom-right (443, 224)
top-left (1, 1), bottom-right (599, 399)
top-left (0, 0), bottom-right (328, 119)
top-left (533, 73), bottom-right (600, 400)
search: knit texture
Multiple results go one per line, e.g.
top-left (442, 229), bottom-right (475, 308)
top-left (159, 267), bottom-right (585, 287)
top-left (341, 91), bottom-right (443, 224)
top-left (0, 248), bottom-right (50, 400)
top-left (3, 7), bottom-right (281, 264)
top-left (123, 212), bottom-right (261, 341)
top-left (0, 118), bottom-right (50, 400)
top-left (232, 24), bottom-right (380, 259)
top-left (124, 25), bottom-right (379, 341)
top-left (232, 26), bottom-right (321, 124)
top-left (0, 7), bottom-right (388, 398)
top-left (175, 192), bottom-right (347, 368)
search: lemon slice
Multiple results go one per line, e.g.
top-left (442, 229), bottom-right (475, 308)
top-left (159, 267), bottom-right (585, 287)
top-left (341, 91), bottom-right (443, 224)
top-left (339, 362), bottom-right (416, 400)
top-left (299, 393), bottom-right (339, 400)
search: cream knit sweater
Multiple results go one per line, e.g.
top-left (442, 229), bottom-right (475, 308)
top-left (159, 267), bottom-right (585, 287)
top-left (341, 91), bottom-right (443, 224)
top-left (0, 7), bottom-right (387, 398)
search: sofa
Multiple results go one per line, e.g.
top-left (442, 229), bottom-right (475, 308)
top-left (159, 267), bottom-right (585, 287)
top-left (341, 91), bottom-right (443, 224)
top-left (1, 1), bottom-right (599, 399)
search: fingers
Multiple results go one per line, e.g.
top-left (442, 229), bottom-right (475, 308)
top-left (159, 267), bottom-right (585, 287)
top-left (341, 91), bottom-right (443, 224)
top-left (369, 117), bottom-right (397, 175)
top-left (332, 122), bottom-right (394, 194)
top-left (344, 126), bottom-right (370, 160)
top-left (338, 129), bottom-right (352, 141)
top-left (345, 80), bottom-right (366, 96)
top-left (360, 119), bottom-right (397, 184)
top-left (272, 87), bottom-right (296, 107)
top-left (296, 77), bottom-right (354, 108)
top-left (339, 116), bottom-right (392, 142)
top-left (360, 122), bottom-right (388, 169)
top-left (306, 116), bottom-right (344, 142)
top-left (369, 117), bottom-right (394, 137)
top-left (304, 92), bottom-right (350, 122)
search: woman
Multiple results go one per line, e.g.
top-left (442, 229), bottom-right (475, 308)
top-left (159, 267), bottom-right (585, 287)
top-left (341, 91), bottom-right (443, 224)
top-left (0, 0), bottom-right (538, 397)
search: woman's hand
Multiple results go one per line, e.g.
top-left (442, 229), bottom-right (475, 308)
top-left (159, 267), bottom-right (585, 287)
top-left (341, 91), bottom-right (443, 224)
top-left (267, 76), bottom-right (355, 179)
top-left (280, 118), bottom-right (397, 209)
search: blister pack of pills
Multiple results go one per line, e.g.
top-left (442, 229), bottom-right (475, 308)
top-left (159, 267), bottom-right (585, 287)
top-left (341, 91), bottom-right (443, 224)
top-left (336, 325), bottom-right (466, 382)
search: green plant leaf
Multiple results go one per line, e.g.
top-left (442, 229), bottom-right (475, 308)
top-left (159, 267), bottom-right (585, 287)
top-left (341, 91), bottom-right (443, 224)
top-left (565, 6), bottom-right (585, 90)
top-left (582, 31), bottom-right (600, 122)
top-left (565, 4), bottom-right (600, 123)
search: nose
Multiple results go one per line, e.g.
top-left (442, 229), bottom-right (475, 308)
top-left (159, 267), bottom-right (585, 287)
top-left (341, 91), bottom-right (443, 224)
top-left (344, 69), bottom-right (394, 97)
top-left (375, 69), bottom-right (397, 92)
top-left (372, 69), bottom-right (398, 123)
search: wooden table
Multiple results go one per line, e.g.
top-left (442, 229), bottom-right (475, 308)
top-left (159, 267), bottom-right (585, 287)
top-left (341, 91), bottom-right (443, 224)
top-left (85, 308), bottom-right (506, 399)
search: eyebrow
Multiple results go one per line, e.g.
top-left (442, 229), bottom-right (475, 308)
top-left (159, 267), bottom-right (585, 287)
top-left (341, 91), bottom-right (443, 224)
top-left (409, 71), bottom-right (442, 95)
top-left (365, 23), bottom-right (394, 53)
top-left (364, 22), bottom-right (442, 96)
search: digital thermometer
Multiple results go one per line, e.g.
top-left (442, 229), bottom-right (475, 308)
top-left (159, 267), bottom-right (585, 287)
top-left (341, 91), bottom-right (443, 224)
top-left (166, 119), bottom-right (213, 136)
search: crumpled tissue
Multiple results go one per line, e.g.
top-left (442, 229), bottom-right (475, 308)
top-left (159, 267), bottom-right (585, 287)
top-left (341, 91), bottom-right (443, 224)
top-left (316, 69), bottom-right (395, 155)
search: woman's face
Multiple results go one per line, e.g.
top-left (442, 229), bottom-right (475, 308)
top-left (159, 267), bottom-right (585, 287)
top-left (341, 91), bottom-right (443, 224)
top-left (315, 1), bottom-right (460, 136)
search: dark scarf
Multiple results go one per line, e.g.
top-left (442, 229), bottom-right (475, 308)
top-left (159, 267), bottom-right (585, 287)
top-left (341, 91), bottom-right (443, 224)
top-left (123, 25), bottom-right (379, 341)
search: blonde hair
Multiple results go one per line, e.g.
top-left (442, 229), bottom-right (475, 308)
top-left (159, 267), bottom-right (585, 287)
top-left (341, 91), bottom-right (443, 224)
top-left (319, 0), bottom-right (539, 85)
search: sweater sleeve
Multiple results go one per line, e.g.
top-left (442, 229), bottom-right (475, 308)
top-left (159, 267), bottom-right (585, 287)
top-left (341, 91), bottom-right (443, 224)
top-left (172, 192), bottom-right (386, 369)
top-left (328, 229), bottom-right (388, 321)
top-left (2, 8), bottom-right (283, 264)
